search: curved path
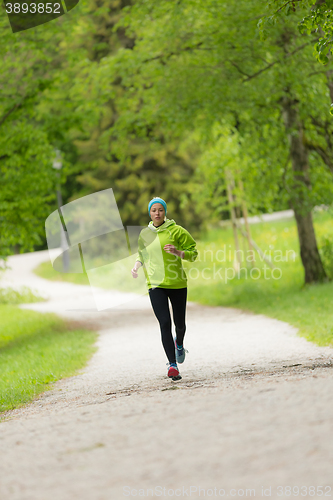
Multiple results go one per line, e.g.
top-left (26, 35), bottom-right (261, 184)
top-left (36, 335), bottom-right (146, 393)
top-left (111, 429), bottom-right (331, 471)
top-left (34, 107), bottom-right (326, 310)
top-left (1, 250), bottom-right (333, 500)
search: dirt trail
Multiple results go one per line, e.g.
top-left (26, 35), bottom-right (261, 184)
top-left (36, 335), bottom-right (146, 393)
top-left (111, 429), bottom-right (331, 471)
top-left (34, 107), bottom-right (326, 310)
top-left (1, 250), bottom-right (333, 500)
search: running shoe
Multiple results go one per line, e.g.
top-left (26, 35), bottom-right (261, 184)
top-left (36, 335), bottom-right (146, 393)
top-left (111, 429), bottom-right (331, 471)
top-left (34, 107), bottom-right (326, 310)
top-left (174, 337), bottom-right (188, 364)
top-left (166, 362), bottom-right (179, 378)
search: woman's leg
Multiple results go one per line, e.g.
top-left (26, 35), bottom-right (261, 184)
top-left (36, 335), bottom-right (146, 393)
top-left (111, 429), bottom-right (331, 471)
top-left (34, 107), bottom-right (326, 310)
top-left (168, 287), bottom-right (187, 347)
top-left (148, 287), bottom-right (176, 364)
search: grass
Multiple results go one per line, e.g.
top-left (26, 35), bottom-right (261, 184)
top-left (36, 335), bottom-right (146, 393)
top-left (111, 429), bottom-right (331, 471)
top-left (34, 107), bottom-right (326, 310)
top-left (34, 208), bottom-right (333, 348)
top-left (0, 303), bottom-right (97, 416)
top-left (34, 261), bottom-right (90, 286)
top-left (186, 208), bottom-right (333, 347)
top-left (0, 286), bottom-right (46, 304)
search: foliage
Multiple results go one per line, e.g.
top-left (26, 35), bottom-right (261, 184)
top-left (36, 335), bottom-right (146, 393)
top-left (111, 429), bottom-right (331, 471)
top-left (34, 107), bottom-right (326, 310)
top-left (106, 0), bottom-right (333, 219)
top-left (260, 1), bottom-right (333, 68)
top-left (0, 12), bottom-right (84, 256)
top-left (53, 0), bottom-right (209, 236)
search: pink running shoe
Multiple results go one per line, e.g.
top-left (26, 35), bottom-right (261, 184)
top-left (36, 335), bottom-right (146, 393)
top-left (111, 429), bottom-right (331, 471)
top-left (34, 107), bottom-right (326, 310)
top-left (166, 362), bottom-right (180, 378)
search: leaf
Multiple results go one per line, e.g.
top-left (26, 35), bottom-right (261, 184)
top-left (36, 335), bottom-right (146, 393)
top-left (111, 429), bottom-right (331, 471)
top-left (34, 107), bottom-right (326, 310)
top-left (318, 52), bottom-right (329, 64)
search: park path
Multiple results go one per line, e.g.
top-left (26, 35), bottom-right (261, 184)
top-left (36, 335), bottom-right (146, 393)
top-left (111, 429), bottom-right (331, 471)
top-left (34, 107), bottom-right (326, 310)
top-left (1, 250), bottom-right (333, 499)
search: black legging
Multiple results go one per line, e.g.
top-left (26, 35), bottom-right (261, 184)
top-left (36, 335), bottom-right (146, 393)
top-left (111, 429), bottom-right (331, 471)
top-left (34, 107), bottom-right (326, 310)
top-left (148, 287), bottom-right (187, 364)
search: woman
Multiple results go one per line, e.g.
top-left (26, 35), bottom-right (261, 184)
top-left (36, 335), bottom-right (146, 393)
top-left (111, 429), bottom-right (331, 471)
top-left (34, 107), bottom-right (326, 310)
top-left (131, 197), bottom-right (198, 379)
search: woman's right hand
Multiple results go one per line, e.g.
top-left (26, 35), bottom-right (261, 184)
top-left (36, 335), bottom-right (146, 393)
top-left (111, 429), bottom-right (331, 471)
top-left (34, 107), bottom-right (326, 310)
top-left (131, 267), bottom-right (139, 279)
top-left (131, 262), bottom-right (142, 278)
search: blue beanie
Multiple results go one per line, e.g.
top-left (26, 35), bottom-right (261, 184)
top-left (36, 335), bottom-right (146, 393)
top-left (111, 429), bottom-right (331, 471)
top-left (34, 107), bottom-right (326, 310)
top-left (148, 197), bottom-right (167, 215)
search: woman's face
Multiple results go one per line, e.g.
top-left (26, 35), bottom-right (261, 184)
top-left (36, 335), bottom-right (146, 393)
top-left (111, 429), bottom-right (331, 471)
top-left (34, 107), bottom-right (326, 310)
top-left (150, 203), bottom-right (165, 226)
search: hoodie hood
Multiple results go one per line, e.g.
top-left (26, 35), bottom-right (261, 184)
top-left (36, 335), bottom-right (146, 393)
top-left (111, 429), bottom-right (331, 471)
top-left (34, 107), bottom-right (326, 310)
top-left (148, 218), bottom-right (176, 232)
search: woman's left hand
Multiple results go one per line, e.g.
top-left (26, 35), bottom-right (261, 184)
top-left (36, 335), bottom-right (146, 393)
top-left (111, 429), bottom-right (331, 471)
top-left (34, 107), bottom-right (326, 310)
top-left (164, 245), bottom-right (184, 258)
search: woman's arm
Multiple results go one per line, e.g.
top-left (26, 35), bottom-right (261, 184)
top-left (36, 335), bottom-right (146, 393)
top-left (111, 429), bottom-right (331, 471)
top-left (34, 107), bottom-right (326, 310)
top-left (132, 231), bottom-right (146, 278)
top-left (164, 227), bottom-right (197, 261)
top-left (175, 227), bottom-right (198, 262)
top-left (131, 260), bottom-right (143, 278)
top-left (164, 245), bottom-right (184, 259)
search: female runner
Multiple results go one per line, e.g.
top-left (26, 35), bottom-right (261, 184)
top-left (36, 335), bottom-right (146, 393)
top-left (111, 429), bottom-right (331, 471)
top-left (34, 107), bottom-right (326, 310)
top-left (131, 197), bottom-right (198, 379)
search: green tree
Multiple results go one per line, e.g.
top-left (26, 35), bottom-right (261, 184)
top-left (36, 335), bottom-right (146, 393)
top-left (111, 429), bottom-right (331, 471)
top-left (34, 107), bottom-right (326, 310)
top-left (96, 0), bottom-right (333, 283)
top-left (56, 0), bottom-right (209, 236)
top-left (0, 17), bottom-right (59, 257)
top-left (0, 5), bottom-right (96, 257)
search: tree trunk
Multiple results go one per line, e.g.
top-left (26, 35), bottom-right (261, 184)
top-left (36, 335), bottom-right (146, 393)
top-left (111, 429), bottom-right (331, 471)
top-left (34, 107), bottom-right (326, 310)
top-left (282, 95), bottom-right (328, 284)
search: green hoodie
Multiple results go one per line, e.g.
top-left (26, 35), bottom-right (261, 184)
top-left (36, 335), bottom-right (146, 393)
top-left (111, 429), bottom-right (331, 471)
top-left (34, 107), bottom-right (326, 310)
top-left (136, 218), bottom-right (198, 289)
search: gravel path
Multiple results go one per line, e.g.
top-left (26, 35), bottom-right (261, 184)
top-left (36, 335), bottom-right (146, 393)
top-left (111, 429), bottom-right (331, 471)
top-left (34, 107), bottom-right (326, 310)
top-left (1, 250), bottom-right (333, 500)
